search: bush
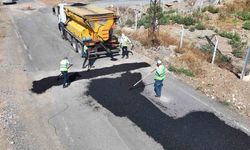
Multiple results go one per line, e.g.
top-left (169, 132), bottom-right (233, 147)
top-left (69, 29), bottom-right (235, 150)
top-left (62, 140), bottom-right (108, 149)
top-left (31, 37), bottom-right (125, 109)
top-left (138, 15), bottom-right (151, 28)
top-left (125, 19), bottom-right (135, 27)
top-left (182, 16), bottom-right (196, 26)
top-left (202, 5), bottom-right (219, 14)
top-left (189, 27), bottom-right (195, 32)
top-left (237, 11), bottom-right (250, 21)
top-left (195, 22), bottom-right (206, 30)
top-left (219, 31), bottom-right (246, 58)
top-left (200, 44), bottom-right (213, 53)
top-left (219, 31), bottom-right (235, 39)
top-left (168, 65), bottom-right (194, 77)
top-left (243, 21), bottom-right (250, 30)
top-left (170, 15), bottom-right (196, 26)
top-left (170, 15), bottom-right (183, 24)
top-left (232, 49), bottom-right (243, 58)
top-left (159, 15), bottom-right (170, 25)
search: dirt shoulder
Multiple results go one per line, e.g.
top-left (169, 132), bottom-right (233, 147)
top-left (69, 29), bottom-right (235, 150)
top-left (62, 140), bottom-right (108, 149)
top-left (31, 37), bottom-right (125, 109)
top-left (0, 6), bottom-right (13, 150)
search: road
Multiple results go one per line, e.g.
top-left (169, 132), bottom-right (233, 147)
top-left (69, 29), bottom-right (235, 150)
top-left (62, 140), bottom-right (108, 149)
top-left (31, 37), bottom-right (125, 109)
top-left (0, 0), bottom-right (250, 150)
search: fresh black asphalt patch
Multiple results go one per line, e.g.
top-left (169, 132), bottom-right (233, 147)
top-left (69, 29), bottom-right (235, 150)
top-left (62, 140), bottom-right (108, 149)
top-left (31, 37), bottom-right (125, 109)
top-left (30, 62), bottom-right (150, 94)
top-left (86, 71), bottom-right (250, 150)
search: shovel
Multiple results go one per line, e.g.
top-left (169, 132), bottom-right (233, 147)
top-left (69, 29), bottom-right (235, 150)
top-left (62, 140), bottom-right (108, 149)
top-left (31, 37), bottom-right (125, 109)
top-left (57, 64), bottom-right (73, 81)
top-left (129, 69), bottom-right (155, 90)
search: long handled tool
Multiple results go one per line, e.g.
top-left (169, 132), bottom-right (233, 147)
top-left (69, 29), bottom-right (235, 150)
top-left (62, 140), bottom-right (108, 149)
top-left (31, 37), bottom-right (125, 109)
top-left (57, 64), bottom-right (73, 81)
top-left (129, 69), bottom-right (156, 90)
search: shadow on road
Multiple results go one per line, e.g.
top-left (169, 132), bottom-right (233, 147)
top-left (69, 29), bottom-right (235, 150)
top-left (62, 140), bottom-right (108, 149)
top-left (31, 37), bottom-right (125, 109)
top-left (30, 62), bottom-right (150, 94)
top-left (86, 72), bottom-right (250, 150)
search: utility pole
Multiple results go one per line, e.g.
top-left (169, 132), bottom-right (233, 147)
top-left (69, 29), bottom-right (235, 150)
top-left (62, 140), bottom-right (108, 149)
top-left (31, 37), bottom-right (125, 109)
top-left (148, 0), bottom-right (161, 46)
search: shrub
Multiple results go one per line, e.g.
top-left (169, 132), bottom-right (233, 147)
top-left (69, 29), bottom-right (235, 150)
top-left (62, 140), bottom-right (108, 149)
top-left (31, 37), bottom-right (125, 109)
top-left (159, 15), bottom-right (170, 25)
top-left (168, 65), bottom-right (194, 77)
top-left (219, 31), bottom-right (246, 58)
top-left (237, 11), bottom-right (250, 21)
top-left (125, 19), bottom-right (135, 27)
top-left (243, 21), bottom-right (250, 30)
top-left (189, 27), bottom-right (195, 32)
top-left (182, 16), bottom-right (196, 26)
top-left (232, 49), bottom-right (243, 58)
top-left (195, 22), bottom-right (206, 30)
top-left (170, 15), bottom-right (183, 24)
top-left (219, 31), bottom-right (235, 39)
top-left (202, 5), bottom-right (219, 14)
top-left (200, 44), bottom-right (213, 53)
top-left (170, 15), bottom-right (196, 26)
top-left (138, 15), bottom-right (151, 28)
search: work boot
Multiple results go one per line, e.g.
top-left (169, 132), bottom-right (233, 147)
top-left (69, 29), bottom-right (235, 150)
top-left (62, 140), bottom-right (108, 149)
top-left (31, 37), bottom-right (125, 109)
top-left (155, 95), bottom-right (161, 97)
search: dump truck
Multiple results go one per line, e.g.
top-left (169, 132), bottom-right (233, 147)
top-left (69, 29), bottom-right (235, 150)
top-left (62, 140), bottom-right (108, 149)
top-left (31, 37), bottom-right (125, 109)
top-left (53, 3), bottom-right (120, 59)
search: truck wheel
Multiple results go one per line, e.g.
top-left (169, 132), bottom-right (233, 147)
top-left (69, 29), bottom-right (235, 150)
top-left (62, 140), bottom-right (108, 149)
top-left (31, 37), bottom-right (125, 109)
top-left (77, 43), bottom-right (83, 57)
top-left (72, 39), bottom-right (78, 52)
top-left (65, 32), bottom-right (71, 41)
top-left (59, 25), bottom-right (65, 39)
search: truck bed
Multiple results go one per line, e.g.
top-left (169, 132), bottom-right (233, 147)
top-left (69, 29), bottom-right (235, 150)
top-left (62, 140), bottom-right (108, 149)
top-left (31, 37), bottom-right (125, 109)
top-left (65, 4), bottom-right (114, 18)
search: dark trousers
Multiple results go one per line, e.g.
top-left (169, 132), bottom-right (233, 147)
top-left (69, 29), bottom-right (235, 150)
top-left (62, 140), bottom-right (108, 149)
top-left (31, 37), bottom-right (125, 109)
top-left (154, 80), bottom-right (163, 96)
top-left (122, 46), bottom-right (128, 58)
top-left (61, 71), bottom-right (69, 87)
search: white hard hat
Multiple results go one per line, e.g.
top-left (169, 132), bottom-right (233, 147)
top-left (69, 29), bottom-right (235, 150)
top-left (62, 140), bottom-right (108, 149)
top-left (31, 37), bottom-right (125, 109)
top-left (157, 60), bottom-right (162, 64)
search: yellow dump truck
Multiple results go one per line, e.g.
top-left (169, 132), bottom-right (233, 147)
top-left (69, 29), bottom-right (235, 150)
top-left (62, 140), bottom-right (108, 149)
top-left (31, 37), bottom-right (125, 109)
top-left (53, 3), bottom-right (120, 58)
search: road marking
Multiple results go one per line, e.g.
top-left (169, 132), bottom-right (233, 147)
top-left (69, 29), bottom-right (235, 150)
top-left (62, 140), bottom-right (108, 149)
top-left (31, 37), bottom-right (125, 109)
top-left (9, 13), bottom-right (28, 50)
top-left (28, 54), bottom-right (32, 60)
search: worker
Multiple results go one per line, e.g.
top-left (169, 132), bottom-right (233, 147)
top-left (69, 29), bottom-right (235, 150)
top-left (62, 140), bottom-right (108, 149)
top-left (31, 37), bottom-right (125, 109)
top-left (154, 60), bottom-right (166, 97)
top-left (120, 33), bottom-right (132, 59)
top-left (60, 57), bottom-right (70, 88)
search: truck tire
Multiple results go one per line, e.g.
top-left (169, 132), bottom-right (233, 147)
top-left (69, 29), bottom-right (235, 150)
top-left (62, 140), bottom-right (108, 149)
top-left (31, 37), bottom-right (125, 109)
top-left (72, 38), bottom-right (78, 52)
top-left (77, 43), bottom-right (83, 57)
top-left (59, 25), bottom-right (66, 40)
top-left (65, 32), bottom-right (71, 42)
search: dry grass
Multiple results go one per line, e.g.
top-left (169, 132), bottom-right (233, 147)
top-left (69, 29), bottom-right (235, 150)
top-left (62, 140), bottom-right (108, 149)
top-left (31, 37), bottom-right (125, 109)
top-left (130, 29), bottom-right (178, 48)
top-left (223, 0), bottom-right (250, 12)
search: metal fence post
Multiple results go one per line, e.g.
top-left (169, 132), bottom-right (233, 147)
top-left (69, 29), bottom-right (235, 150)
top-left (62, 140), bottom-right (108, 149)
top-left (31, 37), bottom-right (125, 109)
top-left (211, 36), bottom-right (219, 64)
top-left (135, 11), bottom-right (138, 30)
top-left (179, 25), bottom-right (184, 49)
top-left (241, 46), bottom-right (250, 79)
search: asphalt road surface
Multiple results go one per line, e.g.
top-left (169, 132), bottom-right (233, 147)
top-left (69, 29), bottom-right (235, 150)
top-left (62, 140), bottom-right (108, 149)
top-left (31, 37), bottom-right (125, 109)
top-left (1, 0), bottom-right (250, 150)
